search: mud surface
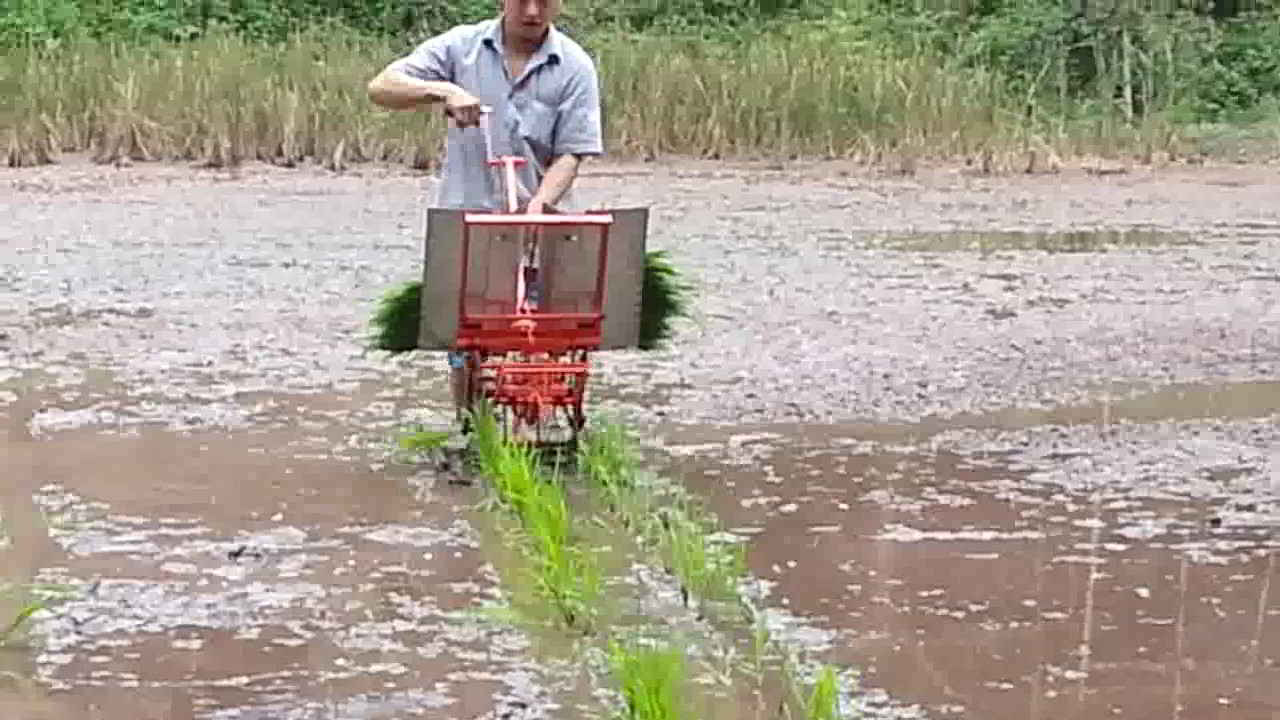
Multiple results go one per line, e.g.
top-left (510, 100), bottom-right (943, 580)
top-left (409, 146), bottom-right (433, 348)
top-left (4, 154), bottom-right (1280, 718)
top-left (658, 430), bottom-right (1279, 720)
top-left (2, 402), bottom-right (566, 719)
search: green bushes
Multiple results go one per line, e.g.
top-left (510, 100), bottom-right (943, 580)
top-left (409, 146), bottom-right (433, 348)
top-left (0, 0), bottom-right (497, 45)
top-left (0, 0), bottom-right (829, 45)
top-left (798, 2), bottom-right (1280, 126)
top-left (1189, 13), bottom-right (1280, 119)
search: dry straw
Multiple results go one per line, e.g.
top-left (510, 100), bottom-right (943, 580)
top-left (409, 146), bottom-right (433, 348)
top-left (2, 26), bottom-right (1176, 169)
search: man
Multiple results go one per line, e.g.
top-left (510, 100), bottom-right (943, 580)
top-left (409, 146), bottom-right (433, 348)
top-left (367, 0), bottom-right (604, 429)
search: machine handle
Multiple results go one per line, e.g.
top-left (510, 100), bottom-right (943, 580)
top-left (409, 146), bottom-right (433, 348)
top-left (442, 103), bottom-right (497, 163)
top-left (443, 103), bottom-right (530, 212)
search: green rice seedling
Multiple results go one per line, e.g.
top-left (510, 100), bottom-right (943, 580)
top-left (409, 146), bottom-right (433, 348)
top-left (369, 281), bottom-right (422, 353)
top-left (638, 250), bottom-right (692, 351)
top-left (776, 652), bottom-right (802, 720)
top-left (366, 250), bottom-right (691, 356)
top-left (662, 510), bottom-right (708, 608)
top-left (489, 437), bottom-right (544, 519)
top-left (581, 420), bottom-right (748, 614)
top-left (804, 665), bottom-right (841, 720)
top-left (579, 420), bottom-right (640, 512)
top-left (522, 461), bottom-right (603, 632)
top-left (0, 599), bottom-right (43, 648)
top-left (393, 425), bottom-right (451, 463)
top-left (609, 638), bottom-right (687, 720)
top-left (468, 408), bottom-right (603, 632)
top-left (578, 420), bottom-right (676, 555)
top-left (0, 582), bottom-right (73, 648)
top-left (528, 528), bottom-right (601, 632)
top-left (774, 654), bottom-right (849, 720)
top-left (751, 616), bottom-right (773, 680)
top-left (661, 506), bottom-right (747, 616)
top-left (467, 402), bottom-right (506, 480)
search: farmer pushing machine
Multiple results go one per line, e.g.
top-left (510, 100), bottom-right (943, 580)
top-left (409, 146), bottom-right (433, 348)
top-left (365, 1), bottom-right (687, 448)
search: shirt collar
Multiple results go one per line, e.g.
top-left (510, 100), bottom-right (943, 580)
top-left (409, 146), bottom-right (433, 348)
top-left (481, 16), bottom-right (562, 65)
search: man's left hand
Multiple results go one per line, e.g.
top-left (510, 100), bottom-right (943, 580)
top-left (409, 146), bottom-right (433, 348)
top-left (525, 198), bottom-right (557, 215)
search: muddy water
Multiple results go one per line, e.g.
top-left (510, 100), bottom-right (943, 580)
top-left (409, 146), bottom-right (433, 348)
top-left (1, 404), bottom-right (567, 720)
top-left (659, 430), bottom-right (1280, 720)
top-left (871, 229), bottom-right (1201, 254)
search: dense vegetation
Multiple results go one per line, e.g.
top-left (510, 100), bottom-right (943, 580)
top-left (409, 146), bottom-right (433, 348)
top-left (0, 0), bottom-right (821, 43)
top-left (3, 0), bottom-right (1280, 167)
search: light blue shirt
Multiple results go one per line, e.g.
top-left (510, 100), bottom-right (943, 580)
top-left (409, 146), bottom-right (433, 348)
top-left (390, 17), bottom-right (604, 211)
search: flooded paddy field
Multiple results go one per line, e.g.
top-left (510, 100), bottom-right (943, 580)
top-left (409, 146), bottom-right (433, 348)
top-left (3, 155), bottom-right (1280, 718)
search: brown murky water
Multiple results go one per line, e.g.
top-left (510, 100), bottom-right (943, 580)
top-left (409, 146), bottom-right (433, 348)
top-left (658, 426), bottom-right (1280, 720)
top-left (872, 229), bottom-right (1202, 254)
top-left (1, 397), bottom-right (559, 720)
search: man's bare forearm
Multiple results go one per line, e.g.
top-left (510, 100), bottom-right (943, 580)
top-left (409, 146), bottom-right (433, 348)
top-left (531, 155), bottom-right (583, 210)
top-left (367, 68), bottom-right (462, 110)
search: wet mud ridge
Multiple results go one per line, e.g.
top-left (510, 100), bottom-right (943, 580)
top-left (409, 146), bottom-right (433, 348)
top-left (3, 156), bottom-right (1280, 718)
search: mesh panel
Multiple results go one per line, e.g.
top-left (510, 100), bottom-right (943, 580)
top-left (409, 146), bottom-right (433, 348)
top-left (540, 226), bottom-right (604, 315)
top-left (462, 226), bottom-right (520, 316)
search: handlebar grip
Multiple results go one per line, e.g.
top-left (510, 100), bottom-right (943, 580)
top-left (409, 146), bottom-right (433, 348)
top-left (443, 104), bottom-right (492, 116)
top-left (442, 104), bottom-right (492, 129)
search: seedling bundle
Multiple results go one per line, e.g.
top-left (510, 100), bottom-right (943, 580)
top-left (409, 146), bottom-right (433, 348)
top-left (369, 249), bottom-right (691, 354)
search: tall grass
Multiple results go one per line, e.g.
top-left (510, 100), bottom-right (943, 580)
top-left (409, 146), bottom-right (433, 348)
top-left (601, 31), bottom-right (1030, 161)
top-left (1, 22), bottom-right (1202, 169)
top-left (1, 30), bottom-right (442, 168)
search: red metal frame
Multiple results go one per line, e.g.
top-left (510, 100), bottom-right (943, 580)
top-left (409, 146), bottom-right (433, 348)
top-left (463, 213), bottom-right (614, 226)
top-left (455, 212), bottom-right (613, 445)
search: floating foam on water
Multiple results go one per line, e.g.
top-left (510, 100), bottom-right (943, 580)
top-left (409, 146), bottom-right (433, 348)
top-left (360, 525), bottom-right (458, 549)
top-left (874, 524), bottom-right (1047, 542)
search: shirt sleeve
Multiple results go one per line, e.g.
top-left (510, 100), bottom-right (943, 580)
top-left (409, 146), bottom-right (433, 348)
top-left (388, 29), bottom-right (457, 83)
top-left (555, 58), bottom-right (604, 157)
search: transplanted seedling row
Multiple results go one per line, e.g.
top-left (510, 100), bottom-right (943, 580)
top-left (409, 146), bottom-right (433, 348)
top-left (458, 406), bottom-right (700, 718)
top-left (578, 421), bottom-right (853, 720)
top-left (439, 404), bottom-right (854, 719)
top-left (385, 403), bottom-right (854, 719)
top-left (468, 407), bottom-right (605, 634)
top-left (578, 423), bottom-right (741, 613)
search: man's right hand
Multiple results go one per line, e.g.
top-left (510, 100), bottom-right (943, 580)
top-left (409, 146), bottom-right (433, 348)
top-left (443, 89), bottom-right (483, 128)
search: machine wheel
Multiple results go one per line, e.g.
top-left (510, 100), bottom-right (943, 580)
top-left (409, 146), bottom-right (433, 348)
top-left (463, 351), bottom-right (590, 463)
